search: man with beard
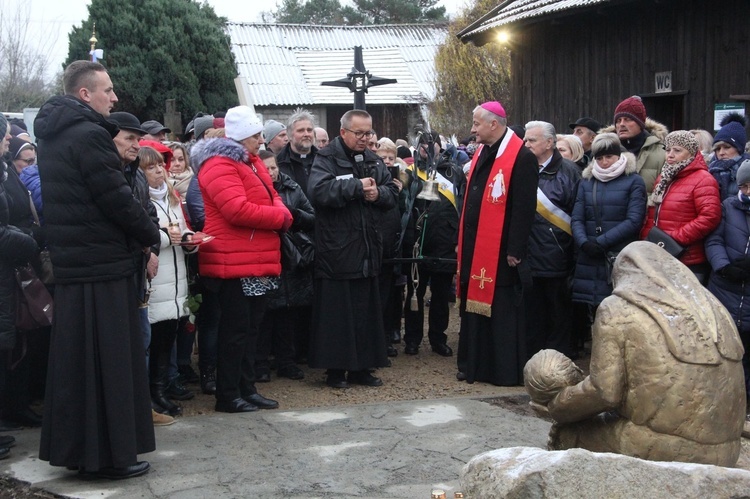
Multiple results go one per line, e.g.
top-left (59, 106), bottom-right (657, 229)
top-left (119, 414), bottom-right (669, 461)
top-left (307, 110), bottom-right (398, 388)
top-left (35, 61), bottom-right (160, 478)
top-left (277, 109), bottom-right (318, 193)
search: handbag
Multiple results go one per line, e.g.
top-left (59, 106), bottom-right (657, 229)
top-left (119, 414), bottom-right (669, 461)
top-left (15, 264), bottom-right (54, 330)
top-left (645, 203), bottom-right (685, 258)
top-left (646, 226), bottom-right (686, 258)
top-left (280, 231), bottom-right (315, 272)
top-left (27, 196), bottom-right (54, 284)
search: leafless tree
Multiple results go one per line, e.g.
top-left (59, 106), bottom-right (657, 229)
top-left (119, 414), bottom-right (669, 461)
top-left (0, 1), bottom-right (58, 111)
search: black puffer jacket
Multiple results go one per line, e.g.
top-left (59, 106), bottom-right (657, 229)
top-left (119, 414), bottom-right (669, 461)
top-left (403, 155), bottom-right (466, 273)
top-left (307, 137), bottom-right (398, 280)
top-left (528, 149), bottom-right (581, 277)
top-left (0, 161), bottom-right (38, 350)
top-left (35, 95), bottom-right (160, 283)
top-left (267, 172), bottom-right (315, 309)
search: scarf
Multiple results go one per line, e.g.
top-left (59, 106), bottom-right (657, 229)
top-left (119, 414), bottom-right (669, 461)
top-left (648, 157), bottom-right (693, 206)
top-left (738, 190), bottom-right (750, 206)
top-left (621, 130), bottom-right (648, 155)
top-left (149, 182), bottom-right (168, 201)
top-left (592, 155), bottom-right (628, 182)
top-left (457, 130), bottom-right (524, 317)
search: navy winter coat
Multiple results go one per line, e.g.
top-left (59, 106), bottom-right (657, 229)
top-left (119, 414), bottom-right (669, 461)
top-left (528, 149), bottom-right (581, 277)
top-left (705, 195), bottom-right (750, 333)
top-left (571, 153), bottom-right (646, 305)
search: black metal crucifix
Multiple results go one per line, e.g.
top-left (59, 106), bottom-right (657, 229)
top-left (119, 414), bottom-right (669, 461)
top-left (321, 46), bottom-right (398, 110)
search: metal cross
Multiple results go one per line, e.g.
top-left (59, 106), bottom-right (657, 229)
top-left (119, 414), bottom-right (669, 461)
top-left (321, 46), bottom-right (397, 111)
top-left (471, 268), bottom-right (493, 289)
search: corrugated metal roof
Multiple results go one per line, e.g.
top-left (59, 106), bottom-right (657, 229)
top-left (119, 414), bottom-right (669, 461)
top-left (226, 23), bottom-right (448, 106)
top-left (462, 0), bottom-right (612, 39)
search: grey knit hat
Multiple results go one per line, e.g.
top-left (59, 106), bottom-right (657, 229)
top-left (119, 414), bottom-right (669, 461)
top-left (736, 160), bottom-right (750, 186)
top-left (193, 115), bottom-right (215, 140)
top-left (0, 114), bottom-right (8, 140)
top-left (263, 120), bottom-right (286, 144)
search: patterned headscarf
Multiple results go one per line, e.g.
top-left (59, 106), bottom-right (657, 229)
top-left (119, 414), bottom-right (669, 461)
top-left (649, 131), bottom-right (699, 206)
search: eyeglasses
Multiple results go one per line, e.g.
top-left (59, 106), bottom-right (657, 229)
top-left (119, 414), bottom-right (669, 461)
top-left (344, 128), bottom-right (375, 139)
top-left (16, 157), bottom-right (36, 165)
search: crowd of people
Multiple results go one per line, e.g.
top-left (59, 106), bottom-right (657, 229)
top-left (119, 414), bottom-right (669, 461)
top-left (0, 60), bottom-right (749, 478)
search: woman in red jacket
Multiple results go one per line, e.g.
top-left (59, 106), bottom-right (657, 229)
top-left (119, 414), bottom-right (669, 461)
top-left (641, 130), bottom-right (721, 283)
top-left (192, 106), bottom-right (292, 413)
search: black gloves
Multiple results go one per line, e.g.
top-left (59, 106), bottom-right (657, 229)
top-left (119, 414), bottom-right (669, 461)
top-left (721, 264), bottom-right (749, 283)
top-left (581, 241), bottom-right (606, 258)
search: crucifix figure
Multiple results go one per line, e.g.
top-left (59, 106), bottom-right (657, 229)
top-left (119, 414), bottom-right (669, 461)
top-left (321, 46), bottom-right (397, 110)
top-left (471, 268), bottom-right (494, 290)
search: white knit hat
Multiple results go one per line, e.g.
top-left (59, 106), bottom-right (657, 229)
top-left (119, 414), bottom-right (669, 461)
top-left (225, 106), bottom-right (263, 141)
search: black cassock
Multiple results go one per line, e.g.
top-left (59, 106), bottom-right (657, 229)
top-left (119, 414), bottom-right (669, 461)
top-left (456, 131), bottom-right (539, 386)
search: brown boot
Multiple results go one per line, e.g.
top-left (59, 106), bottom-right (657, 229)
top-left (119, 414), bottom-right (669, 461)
top-left (152, 409), bottom-right (175, 426)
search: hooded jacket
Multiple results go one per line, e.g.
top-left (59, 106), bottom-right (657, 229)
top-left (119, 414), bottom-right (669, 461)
top-left (571, 153), bottom-right (647, 305)
top-left (34, 95), bottom-right (160, 283)
top-left (640, 153), bottom-right (721, 266)
top-left (601, 118), bottom-right (668, 193)
top-left (193, 137), bottom-right (290, 279)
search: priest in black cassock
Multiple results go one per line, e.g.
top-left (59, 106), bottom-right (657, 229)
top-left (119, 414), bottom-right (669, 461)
top-left (307, 110), bottom-right (398, 389)
top-left (456, 101), bottom-right (538, 386)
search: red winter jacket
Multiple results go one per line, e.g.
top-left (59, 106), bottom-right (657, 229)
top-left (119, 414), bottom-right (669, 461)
top-left (640, 153), bottom-right (721, 266)
top-left (194, 138), bottom-right (290, 279)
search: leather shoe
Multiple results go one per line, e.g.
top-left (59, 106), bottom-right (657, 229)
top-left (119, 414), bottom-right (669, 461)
top-left (347, 370), bottom-right (383, 387)
top-left (214, 398), bottom-right (259, 413)
top-left (326, 371), bottom-right (349, 389)
top-left (387, 345), bottom-right (398, 357)
top-left (80, 461), bottom-right (150, 480)
top-left (5, 408), bottom-right (43, 427)
top-left (0, 447), bottom-right (8, 460)
top-left (431, 343), bottom-right (453, 357)
top-left (244, 393), bottom-right (279, 410)
top-left (277, 365), bottom-right (304, 380)
top-left (166, 379), bottom-right (194, 401)
top-left (0, 435), bottom-right (15, 448)
top-left (404, 343), bottom-right (419, 355)
top-left (456, 371), bottom-right (467, 381)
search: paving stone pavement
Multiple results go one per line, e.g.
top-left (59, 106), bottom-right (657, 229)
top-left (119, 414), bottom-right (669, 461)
top-left (0, 396), bottom-right (550, 498)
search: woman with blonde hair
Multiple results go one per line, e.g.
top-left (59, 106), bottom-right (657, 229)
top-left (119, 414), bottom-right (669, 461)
top-left (140, 146), bottom-right (196, 417)
top-left (556, 134), bottom-right (585, 166)
top-left (167, 142), bottom-right (193, 197)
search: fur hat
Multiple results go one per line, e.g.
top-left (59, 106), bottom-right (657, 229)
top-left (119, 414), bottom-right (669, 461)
top-left (263, 120), bottom-right (286, 144)
top-left (614, 96), bottom-right (647, 131)
top-left (591, 132), bottom-right (624, 158)
top-left (664, 130), bottom-right (699, 156)
top-left (225, 106), bottom-right (263, 142)
top-left (736, 159), bottom-right (750, 186)
top-left (713, 113), bottom-right (747, 155)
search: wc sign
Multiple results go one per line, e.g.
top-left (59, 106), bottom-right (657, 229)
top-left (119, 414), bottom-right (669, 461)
top-left (655, 71), bottom-right (672, 94)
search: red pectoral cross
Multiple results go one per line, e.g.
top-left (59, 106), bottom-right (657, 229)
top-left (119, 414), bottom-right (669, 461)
top-left (471, 267), bottom-right (493, 289)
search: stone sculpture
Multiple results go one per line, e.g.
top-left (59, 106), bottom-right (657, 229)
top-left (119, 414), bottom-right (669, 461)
top-left (524, 241), bottom-right (746, 467)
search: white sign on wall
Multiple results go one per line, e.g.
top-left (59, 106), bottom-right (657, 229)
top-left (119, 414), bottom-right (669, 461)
top-left (655, 71), bottom-right (672, 94)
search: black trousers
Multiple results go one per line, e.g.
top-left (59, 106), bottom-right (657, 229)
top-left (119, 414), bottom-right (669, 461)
top-left (256, 307), bottom-right (296, 373)
top-left (214, 279), bottom-right (266, 402)
top-left (403, 269), bottom-right (452, 347)
top-left (149, 319), bottom-right (179, 382)
top-left (525, 275), bottom-right (574, 358)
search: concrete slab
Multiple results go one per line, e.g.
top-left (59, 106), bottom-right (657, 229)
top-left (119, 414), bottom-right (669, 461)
top-left (0, 396), bottom-right (550, 498)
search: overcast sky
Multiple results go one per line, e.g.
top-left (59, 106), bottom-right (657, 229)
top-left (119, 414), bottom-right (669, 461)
top-left (23, 0), bottom-right (469, 80)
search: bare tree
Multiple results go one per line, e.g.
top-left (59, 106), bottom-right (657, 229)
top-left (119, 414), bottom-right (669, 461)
top-left (0, 1), bottom-right (57, 111)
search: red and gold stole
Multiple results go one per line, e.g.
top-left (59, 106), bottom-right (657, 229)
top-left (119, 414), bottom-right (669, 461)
top-left (457, 130), bottom-right (524, 317)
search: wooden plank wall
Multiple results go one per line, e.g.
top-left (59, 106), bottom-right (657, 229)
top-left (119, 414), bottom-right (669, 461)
top-left (507, 0), bottom-right (750, 133)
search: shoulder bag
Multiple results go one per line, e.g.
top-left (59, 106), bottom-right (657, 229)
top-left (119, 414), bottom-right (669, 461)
top-left (646, 202), bottom-right (685, 258)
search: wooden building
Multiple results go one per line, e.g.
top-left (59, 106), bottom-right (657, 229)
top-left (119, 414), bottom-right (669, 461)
top-left (458, 0), bottom-right (749, 133)
top-left (227, 23), bottom-right (447, 141)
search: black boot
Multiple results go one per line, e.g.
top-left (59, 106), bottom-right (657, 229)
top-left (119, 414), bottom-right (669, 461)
top-left (151, 367), bottom-right (182, 417)
top-left (200, 365), bottom-right (217, 395)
